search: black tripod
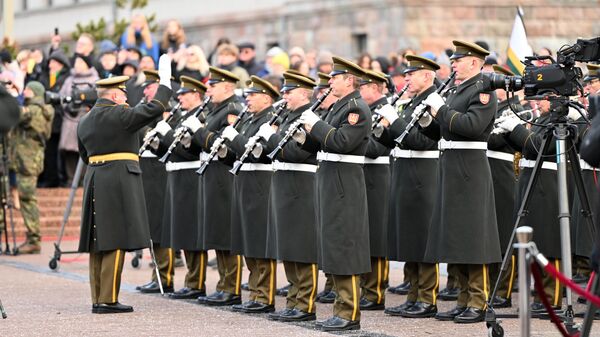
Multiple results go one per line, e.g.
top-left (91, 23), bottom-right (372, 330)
top-left (0, 132), bottom-right (18, 255)
top-left (486, 100), bottom-right (596, 337)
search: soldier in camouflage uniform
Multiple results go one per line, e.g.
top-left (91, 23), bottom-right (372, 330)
top-left (8, 81), bottom-right (54, 254)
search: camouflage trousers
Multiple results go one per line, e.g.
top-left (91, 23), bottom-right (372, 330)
top-left (0, 174), bottom-right (40, 244)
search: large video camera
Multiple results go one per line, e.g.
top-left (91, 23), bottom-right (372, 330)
top-left (45, 83), bottom-right (97, 109)
top-left (485, 37), bottom-right (600, 100)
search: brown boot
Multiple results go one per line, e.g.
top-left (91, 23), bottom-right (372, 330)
top-left (18, 242), bottom-right (41, 254)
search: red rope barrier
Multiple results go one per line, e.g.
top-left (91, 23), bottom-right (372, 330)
top-left (531, 262), bottom-right (577, 337)
top-left (543, 261), bottom-right (600, 307)
top-left (586, 272), bottom-right (595, 292)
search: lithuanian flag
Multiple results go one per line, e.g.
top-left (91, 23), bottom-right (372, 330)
top-left (506, 7), bottom-right (533, 75)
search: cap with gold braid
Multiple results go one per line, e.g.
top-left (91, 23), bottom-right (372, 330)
top-left (176, 75), bottom-right (208, 95)
top-left (285, 69), bottom-right (313, 80)
top-left (450, 40), bottom-right (490, 60)
top-left (245, 75), bottom-right (280, 99)
top-left (281, 71), bottom-right (317, 92)
top-left (315, 72), bottom-right (331, 89)
top-left (492, 64), bottom-right (515, 77)
top-left (404, 55), bottom-right (441, 74)
top-left (360, 69), bottom-right (388, 86)
top-left (96, 76), bottom-right (129, 91)
top-left (142, 70), bottom-right (160, 87)
top-left (330, 56), bottom-right (365, 77)
top-left (584, 63), bottom-right (599, 82)
top-left (208, 66), bottom-right (240, 85)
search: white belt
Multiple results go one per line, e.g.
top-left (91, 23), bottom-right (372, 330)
top-left (487, 150), bottom-right (514, 162)
top-left (140, 150), bottom-right (157, 158)
top-left (390, 148), bottom-right (439, 159)
top-left (239, 163), bottom-right (273, 172)
top-left (272, 161), bottom-right (317, 173)
top-left (165, 160), bottom-right (202, 171)
top-left (519, 158), bottom-right (557, 171)
top-left (580, 159), bottom-right (596, 171)
top-left (316, 151), bottom-right (365, 164)
top-left (438, 139), bottom-right (487, 150)
top-left (199, 152), bottom-right (218, 162)
top-left (363, 156), bottom-right (390, 165)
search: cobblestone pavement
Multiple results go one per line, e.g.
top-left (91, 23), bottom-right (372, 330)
top-left (0, 240), bottom-right (592, 336)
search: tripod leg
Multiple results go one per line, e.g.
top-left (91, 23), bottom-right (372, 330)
top-left (580, 273), bottom-right (599, 337)
top-left (0, 299), bottom-right (6, 319)
top-left (488, 131), bottom-right (553, 306)
top-left (56, 158), bottom-right (84, 249)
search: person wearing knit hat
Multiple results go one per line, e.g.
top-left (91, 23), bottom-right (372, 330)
top-left (10, 80), bottom-right (55, 254)
top-left (419, 40), bottom-right (500, 324)
top-left (216, 43), bottom-right (250, 89)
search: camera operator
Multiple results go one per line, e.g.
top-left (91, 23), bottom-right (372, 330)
top-left (58, 54), bottom-right (99, 186)
top-left (7, 81), bottom-right (54, 254)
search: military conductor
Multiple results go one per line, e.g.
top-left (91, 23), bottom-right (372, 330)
top-left (77, 55), bottom-right (173, 314)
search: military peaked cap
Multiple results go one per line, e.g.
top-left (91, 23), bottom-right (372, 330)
top-left (245, 75), bottom-right (280, 99)
top-left (208, 66), bottom-right (240, 85)
top-left (330, 56), bottom-right (365, 77)
top-left (450, 40), bottom-right (490, 60)
top-left (281, 71), bottom-right (317, 92)
top-left (176, 75), bottom-right (207, 95)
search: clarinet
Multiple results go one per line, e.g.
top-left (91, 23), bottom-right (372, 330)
top-left (196, 106), bottom-right (250, 175)
top-left (372, 83), bottom-right (410, 131)
top-left (229, 102), bottom-right (288, 175)
top-left (138, 102), bottom-right (181, 155)
top-left (267, 88), bottom-right (332, 160)
top-left (394, 71), bottom-right (456, 145)
top-left (159, 96), bottom-right (212, 163)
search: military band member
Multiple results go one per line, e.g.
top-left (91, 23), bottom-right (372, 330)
top-left (486, 65), bottom-right (521, 308)
top-left (152, 75), bottom-right (209, 300)
top-left (497, 97), bottom-right (564, 315)
top-left (181, 66), bottom-right (245, 306)
top-left (311, 72), bottom-right (339, 304)
top-left (296, 56), bottom-right (371, 331)
top-left (419, 41), bottom-right (501, 323)
top-left (77, 54), bottom-right (172, 314)
top-left (376, 55), bottom-right (441, 318)
top-left (137, 70), bottom-right (174, 294)
top-left (223, 76), bottom-right (277, 313)
top-left (357, 69), bottom-right (391, 311)
top-left (254, 71), bottom-right (319, 321)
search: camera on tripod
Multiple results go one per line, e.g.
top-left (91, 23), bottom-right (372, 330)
top-left (45, 83), bottom-right (97, 109)
top-left (484, 37), bottom-right (600, 101)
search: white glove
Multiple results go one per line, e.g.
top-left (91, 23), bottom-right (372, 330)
top-left (376, 104), bottom-right (398, 124)
top-left (182, 116), bottom-right (203, 133)
top-left (158, 54), bottom-right (172, 89)
top-left (217, 144), bottom-right (228, 158)
top-left (251, 143), bottom-right (263, 158)
top-left (497, 117), bottom-right (521, 133)
top-left (423, 92), bottom-right (445, 114)
top-left (297, 109), bottom-right (320, 128)
top-left (143, 129), bottom-right (157, 143)
top-left (256, 123), bottom-right (276, 141)
top-left (154, 120), bottom-right (172, 136)
top-left (292, 127), bottom-right (307, 145)
top-left (221, 125), bottom-right (239, 141)
top-left (417, 111), bottom-right (433, 127)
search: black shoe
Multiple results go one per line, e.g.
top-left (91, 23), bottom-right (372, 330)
top-left (168, 287), bottom-right (206, 299)
top-left (202, 291), bottom-right (242, 306)
top-left (92, 302), bottom-right (134, 314)
top-left (317, 291), bottom-right (336, 303)
top-left (136, 280), bottom-right (153, 290)
top-left (139, 281), bottom-right (174, 294)
top-left (438, 287), bottom-right (460, 301)
top-left (572, 273), bottom-right (590, 284)
top-left (316, 289), bottom-right (331, 301)
top-left (232, 300), bottom-right (275, 313)
top-left (491, 296), bottom-right (512, 308)
top-left (434, 306), bottom-right (467, 321)
top-left (400, 301), bottom-right (437, 318)
top-left (317, 316), bottom-right (360, 332)
top-left (359, 297), bottom-right (385, 310)
top-left (578, 296), bottom-right (587, 304)
top-left (241, 283), bottom-right (250, 291)
top-left (531, 302), bottom-right (561, 318)
top-left (276, 283), bottom-right (291, 297)
top-left (384, 301), bottom-right (415, 316)
top-left (388, 281), bottom-right (410, 295)
top-left (454, 307), bottom-right (485, 323)
top-left (278, 308), bottom-right (316, 322)
top-left (268, 308), bottom-right (295, 321)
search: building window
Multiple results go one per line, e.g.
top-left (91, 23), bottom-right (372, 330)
top-left (352, 33), bottom-right (368, 56)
